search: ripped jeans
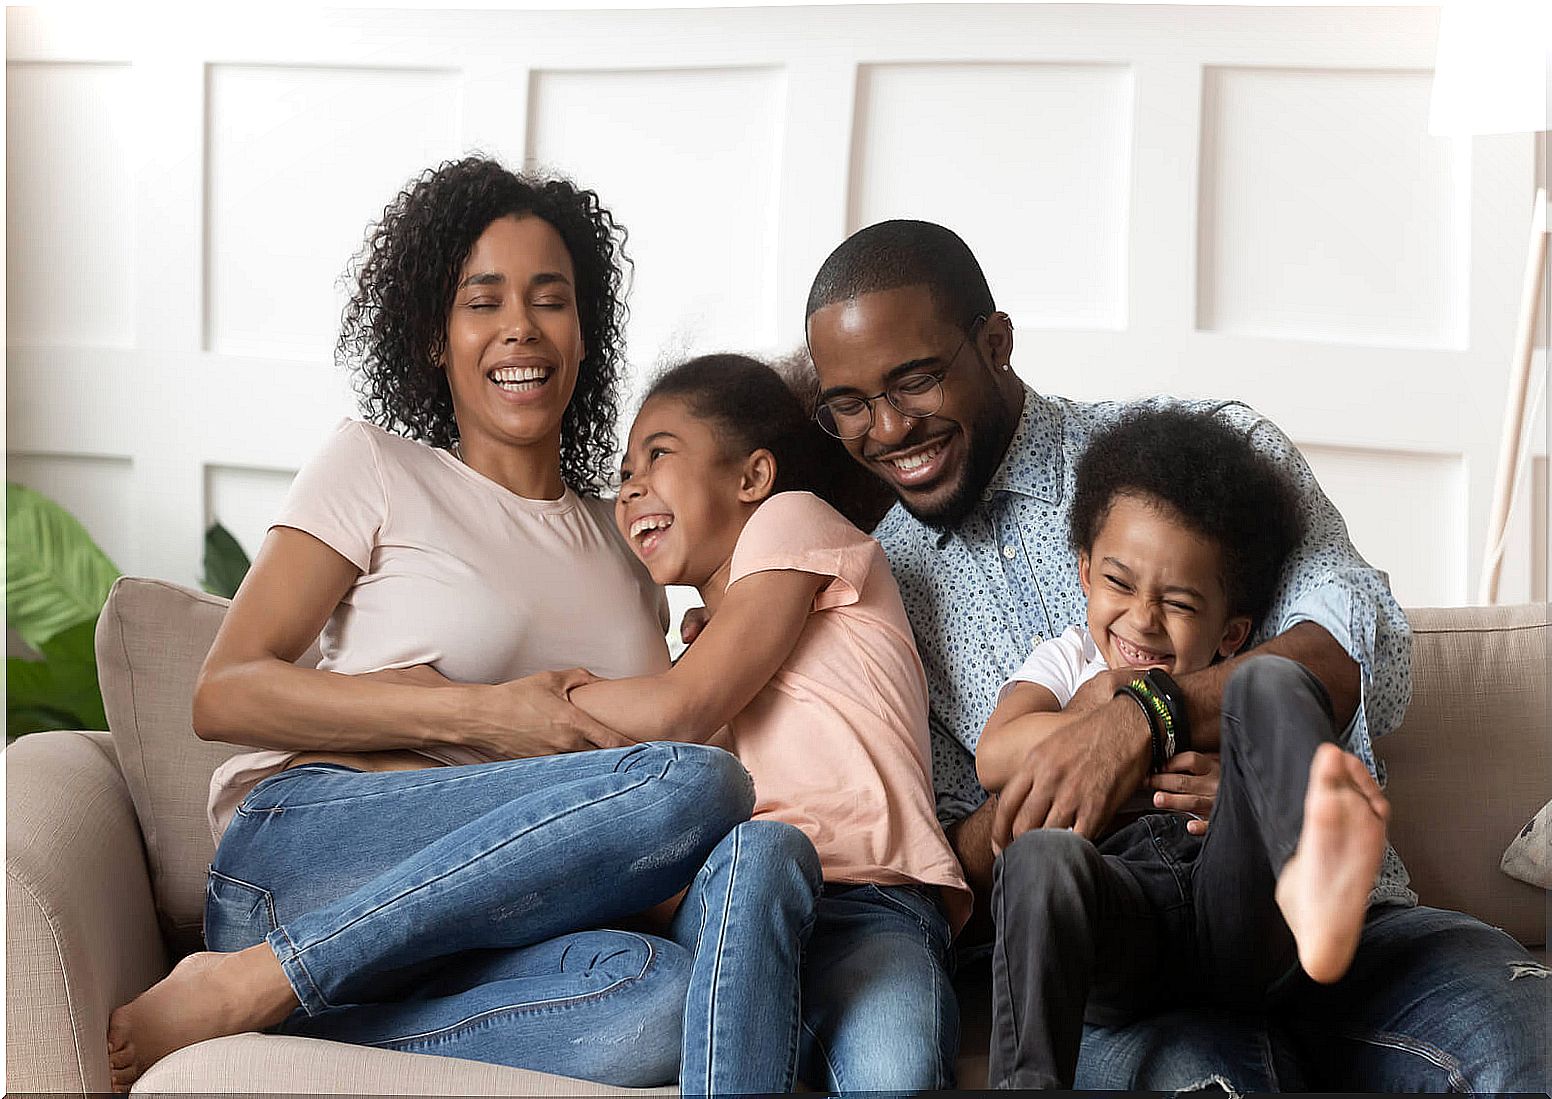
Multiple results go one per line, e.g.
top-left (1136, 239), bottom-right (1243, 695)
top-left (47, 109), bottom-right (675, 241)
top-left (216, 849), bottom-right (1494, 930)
top-left (204, 743), bottom-right (754, 1087)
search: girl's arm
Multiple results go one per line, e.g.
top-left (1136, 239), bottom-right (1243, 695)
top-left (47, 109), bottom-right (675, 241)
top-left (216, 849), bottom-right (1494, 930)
top-left (192, 527), bottom-right (632, 758)
top-left (976, 682), bottom-right (1082, 792)
top-left (568, 568), bottom-right (826, 742)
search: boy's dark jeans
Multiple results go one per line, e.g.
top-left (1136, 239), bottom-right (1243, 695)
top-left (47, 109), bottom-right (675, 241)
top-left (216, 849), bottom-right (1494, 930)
top-left (988, 654), bottom-right (1325, 1089)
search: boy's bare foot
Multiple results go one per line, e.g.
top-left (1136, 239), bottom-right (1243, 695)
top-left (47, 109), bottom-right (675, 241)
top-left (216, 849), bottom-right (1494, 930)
top-left (1275, 743), bottom-right (1389, 984)
top-left (106, 944), bottom-right (299, 1092)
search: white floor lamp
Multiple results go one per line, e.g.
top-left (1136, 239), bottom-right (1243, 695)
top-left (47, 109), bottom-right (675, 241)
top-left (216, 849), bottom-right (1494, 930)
top-left (1429, 0), bottom-right (1550, 605)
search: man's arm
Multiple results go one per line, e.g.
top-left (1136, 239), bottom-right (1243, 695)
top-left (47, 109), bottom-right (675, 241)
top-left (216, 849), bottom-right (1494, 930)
top-left (992, 404), bottom-right (1409, 847)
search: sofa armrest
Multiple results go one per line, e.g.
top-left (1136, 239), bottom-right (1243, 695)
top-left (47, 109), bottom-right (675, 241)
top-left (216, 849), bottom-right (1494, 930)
top-left (6, 730), bottom-right (170, 1093)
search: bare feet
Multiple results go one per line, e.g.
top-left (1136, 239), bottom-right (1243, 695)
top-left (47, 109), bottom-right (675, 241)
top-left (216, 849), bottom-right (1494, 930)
top-left (106, 944), bottom-right (299, 1092)
top-left (1275, 743), bottom-right (1390, 984)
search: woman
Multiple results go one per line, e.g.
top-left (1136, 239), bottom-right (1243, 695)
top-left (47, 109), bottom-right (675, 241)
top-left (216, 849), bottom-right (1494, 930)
top-left (105, 157), bottom-right (753, 1091)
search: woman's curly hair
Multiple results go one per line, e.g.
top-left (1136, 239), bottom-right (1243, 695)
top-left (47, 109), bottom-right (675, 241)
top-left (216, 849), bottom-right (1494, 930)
top-left (338, 156), bottom-right (630, 495)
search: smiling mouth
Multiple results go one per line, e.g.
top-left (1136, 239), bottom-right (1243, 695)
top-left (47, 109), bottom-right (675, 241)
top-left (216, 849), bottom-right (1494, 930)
top-left (488, 364), bottom-right (553, 392)
top-left (870, 434), bottom-right (954, 487)
top-left (628, 513), bottom-right (674, 556)
top-left (1110, 632), bottom-right (1172, 667)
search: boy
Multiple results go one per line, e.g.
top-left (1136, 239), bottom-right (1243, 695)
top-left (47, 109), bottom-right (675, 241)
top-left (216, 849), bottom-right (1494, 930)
top-left (978, 407), bottom-right (1390, 1089)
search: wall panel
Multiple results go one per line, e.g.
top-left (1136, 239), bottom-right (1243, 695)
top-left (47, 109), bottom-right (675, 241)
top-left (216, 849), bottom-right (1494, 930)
top-left (6, 453), bottom-right (136, 570)
top-left (204, 464), bottom-right (299, 567)
top-left (851, 62), bottom-right (1133, 330)
top-left (1197, 66), bottom-right (1471, 350)
top-left (527, 66), bottom-right (786, 372)
top-left (205, 64), bottom-right (463, 361)
top-left (6, 62), bottom-right (135, 348)
top-left (1301, 443), bottom-right (1468, 608)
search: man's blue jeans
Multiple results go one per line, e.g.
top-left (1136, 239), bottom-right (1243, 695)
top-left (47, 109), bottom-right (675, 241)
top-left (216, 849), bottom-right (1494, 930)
top-left (1077, 904), bottom-right (1550, 1094)
top-left (672, 819), bottom-right (959, 1094)
top-left (204, 743), bottom-right (753, 1086)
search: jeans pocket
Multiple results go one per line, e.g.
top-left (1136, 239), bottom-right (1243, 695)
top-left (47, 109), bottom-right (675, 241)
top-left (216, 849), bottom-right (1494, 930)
top-left (205, 868), bottom-right (278, 953)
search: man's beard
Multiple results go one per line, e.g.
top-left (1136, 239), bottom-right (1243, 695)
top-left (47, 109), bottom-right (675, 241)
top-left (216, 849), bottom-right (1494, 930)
top-left (900, 401), bottom-right (1019, 532)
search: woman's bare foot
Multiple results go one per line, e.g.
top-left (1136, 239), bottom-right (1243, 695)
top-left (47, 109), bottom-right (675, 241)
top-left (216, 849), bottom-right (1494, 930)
top-left (1275, 743), bottom-right (1390, 984)
top-left (106, 944), bottom-right (299, 1092)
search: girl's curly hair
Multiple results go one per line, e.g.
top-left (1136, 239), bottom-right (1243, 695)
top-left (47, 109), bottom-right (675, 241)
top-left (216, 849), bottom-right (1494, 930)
top-left (338, 156), bottom-right (630, 495)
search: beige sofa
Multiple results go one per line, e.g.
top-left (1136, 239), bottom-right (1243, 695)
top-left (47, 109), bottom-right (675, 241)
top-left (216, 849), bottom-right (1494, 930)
top-left (7, 578), bottom-right (1547, 1093)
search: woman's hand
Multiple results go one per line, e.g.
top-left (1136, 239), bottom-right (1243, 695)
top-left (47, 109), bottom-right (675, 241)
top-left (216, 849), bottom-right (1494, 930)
top-left (1146, 751), bottom-right (1220, 835)
top-left (466, 669), bottom-right (637, 758)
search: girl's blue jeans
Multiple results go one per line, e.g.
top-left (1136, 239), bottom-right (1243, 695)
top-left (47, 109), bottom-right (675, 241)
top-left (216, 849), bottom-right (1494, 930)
top-left (204, 742), bottom-right (754, 1087)
top-left (672, 819), bottom-right (959, 1095)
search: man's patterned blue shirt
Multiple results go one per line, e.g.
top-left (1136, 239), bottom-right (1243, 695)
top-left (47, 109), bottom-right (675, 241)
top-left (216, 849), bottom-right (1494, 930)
top-left (873, 388), bottom-right (1416, 906)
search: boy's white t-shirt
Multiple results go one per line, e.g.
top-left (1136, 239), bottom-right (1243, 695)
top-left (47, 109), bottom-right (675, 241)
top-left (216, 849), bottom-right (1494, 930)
top-left (205, 418), bottom-right (671, 843)
top-left (999, 624), bottom-right (1110, 708)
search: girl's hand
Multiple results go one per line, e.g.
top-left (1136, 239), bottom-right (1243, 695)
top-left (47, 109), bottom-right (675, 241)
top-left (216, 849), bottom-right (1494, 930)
top-left (467, 670), bottom-right (636, 758)
top-left (1147, 751), bottom-right (1220, 835)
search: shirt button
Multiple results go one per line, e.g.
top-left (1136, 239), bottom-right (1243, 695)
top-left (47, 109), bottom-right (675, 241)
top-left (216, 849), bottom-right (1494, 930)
top-left (1002, 545), bottom-right (1017, 559)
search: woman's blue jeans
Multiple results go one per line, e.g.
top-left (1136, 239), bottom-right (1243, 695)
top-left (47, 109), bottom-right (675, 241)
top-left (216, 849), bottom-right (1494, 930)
top-left (672, 820), bottom-right (959, 1095)
top-left (204, 743), bottom-right (754, 1086)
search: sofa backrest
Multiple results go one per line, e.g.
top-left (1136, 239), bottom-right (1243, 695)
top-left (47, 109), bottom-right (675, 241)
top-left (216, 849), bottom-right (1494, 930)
top-left (1374, 603), bottom-right (1547, 946)
top-left (95, 578), bottom-right (316, 956)
top-left (96, 577), bottom-right (1547, 955)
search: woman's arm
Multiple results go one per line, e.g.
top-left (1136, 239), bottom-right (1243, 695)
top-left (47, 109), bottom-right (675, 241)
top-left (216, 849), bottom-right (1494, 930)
top-left (568, 568), bottom-right (826, 742)
top-left (192, 527), bottom-right (631, 757)
top-left (975, 682), bottom-right (1076, 792)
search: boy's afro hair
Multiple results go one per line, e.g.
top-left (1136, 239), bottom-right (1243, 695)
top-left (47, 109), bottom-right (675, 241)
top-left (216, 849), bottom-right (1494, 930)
top-left (1069, 406), bottom-right (1305, 624)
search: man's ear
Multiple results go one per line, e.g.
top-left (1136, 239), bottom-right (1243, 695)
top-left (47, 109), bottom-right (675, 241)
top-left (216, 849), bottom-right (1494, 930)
top-left (738, 449), bottom-right (778, 503)
top-left (983, 311), bottom-right (1015, 371)
top-left (1217, 615), bottom-right (1253, 659)
top-left (1078, 551), bottom-right (1092, 599)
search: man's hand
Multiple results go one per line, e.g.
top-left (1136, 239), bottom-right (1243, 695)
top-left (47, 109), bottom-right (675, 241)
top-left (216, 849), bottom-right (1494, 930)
top-left (1147, 751), bottom-right (1220, 836)
top-left (467, 669), bottom-right (635, 758)
top-left (992, 696), bottom-right (1152, 851)
top-left (1067, 666), bottom-right (1149, 714)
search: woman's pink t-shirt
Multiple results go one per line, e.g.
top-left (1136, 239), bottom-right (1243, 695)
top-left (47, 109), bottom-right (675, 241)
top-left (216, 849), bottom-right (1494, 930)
top-left (206, 419), bottom-right (670, 842)
top-left (722, 492), bottom-right (972, 934)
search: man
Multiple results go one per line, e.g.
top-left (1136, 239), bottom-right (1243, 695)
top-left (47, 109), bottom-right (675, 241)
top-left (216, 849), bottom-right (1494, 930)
top-left (802, 219), bottom-right (1546, 1092)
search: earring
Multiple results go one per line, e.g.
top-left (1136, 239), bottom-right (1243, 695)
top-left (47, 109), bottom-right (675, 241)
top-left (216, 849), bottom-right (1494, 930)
top-left (1002, 360), bottom-right (1013, 372)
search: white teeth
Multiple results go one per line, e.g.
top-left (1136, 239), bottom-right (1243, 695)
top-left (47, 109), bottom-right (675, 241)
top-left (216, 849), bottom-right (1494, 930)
top-left (1114, 633), bottom-right (1169, 664)
top-left (629, 516), bottom-right (673, 539)
top-left (889, 444), bottom-right (942, 471)
top-left (490, 366), bottom-right (551, 387)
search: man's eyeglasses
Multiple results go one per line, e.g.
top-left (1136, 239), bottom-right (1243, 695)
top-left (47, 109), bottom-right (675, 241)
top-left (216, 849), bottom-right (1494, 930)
top-left (814, 315), bottom-right (986, 441)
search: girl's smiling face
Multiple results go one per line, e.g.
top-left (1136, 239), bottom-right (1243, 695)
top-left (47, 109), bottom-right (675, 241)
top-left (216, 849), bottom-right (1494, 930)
top-left (1079, 492), bottom-right (1252, 675)
top-left (615, 395), bottom-right (773, 597)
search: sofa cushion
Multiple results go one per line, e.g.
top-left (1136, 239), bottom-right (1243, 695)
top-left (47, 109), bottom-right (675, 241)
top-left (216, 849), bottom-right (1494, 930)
top-left (138, 1033), bottom-right (675, 1095)
top-left (1375, 604), bottom-right (1548, 946)
top-left (95, 578), bottom-right (317, 954)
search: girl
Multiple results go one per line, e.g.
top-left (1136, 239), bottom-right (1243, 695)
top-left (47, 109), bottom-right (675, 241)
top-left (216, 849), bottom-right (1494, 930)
top-left (566, 353), bottom-right (973, 1095)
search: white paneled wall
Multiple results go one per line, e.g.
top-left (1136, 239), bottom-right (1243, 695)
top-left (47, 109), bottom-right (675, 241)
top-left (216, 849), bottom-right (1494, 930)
top-left (5, 4), bottom-right (1546, 613)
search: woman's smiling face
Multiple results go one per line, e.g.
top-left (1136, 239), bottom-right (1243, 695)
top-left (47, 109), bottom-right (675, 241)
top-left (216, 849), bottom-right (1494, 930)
top-left (443, 214), bottom-right (585, 455)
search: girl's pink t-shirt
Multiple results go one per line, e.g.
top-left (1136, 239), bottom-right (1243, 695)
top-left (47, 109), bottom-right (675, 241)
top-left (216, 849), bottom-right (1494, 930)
top-left (206, 419), bottom-right (670, 841)
top-left (722, 491), bottom-right (972, 934)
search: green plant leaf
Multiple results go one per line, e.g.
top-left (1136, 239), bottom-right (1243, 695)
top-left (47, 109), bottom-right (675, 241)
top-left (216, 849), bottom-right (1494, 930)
top-left (5, 482), bottom-right (121, 649)
top-left (202, 522), bottom-right (252, 599)
top-left (6, 618), bottom-right (108, 732)
top-left (8, 703), bottom-right (83, 738)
